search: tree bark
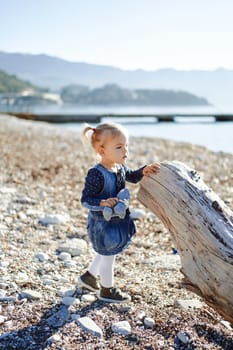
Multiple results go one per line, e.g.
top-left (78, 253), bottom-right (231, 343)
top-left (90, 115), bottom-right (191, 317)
top-left (137, 161), bottom-right (233, 323)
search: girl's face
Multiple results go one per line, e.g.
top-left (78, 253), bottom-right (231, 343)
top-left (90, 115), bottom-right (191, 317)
top-left (100, 133), bottom-right (128, 168)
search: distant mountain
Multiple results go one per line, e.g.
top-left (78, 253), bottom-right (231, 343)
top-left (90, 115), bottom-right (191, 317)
top-left (0, 51), bottom-right (232, 106)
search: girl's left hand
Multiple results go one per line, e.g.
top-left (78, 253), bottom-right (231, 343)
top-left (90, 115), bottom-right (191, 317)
top-left (142, 162), bottom-right (160, 176)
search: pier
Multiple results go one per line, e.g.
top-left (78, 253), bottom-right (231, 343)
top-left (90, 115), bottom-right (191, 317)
top-left (6, 112), bottom-right (233, 123)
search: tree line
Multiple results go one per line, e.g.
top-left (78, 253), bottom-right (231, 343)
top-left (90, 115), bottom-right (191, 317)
top-left (0, 70), bottom-right (44, 93)
top-left (61, 83), bottom-right (209, 106)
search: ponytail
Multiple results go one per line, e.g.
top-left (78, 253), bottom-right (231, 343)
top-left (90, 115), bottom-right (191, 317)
top-left (82, 124), bottom-right (96, 139)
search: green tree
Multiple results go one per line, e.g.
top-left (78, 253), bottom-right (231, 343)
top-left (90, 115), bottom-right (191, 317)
top-left (0, 70), bottom-right (46, 93)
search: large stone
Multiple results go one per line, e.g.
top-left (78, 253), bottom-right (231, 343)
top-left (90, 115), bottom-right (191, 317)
top-left (111, 320), bottom-right (131, 335)
top-left (39, 214), bottom-right (69, 225)
top-left (174, 298), bottom-right (203, 310)
top-left (19, 289), bottom-right (42, 300)
top-left (58, 238), bottom-right (87, 256)
top-left (77, 316), bottom-right (103, 338)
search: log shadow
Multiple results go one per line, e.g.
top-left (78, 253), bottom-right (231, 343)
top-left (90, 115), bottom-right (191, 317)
top-left (194, 323), bottom-right (233, 350)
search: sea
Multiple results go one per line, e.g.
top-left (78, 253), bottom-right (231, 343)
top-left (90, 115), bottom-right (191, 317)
top-left (7, 104), bottom-right (233, 154)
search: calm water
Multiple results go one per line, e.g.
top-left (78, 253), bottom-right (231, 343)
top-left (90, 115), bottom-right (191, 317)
top-left (44, 105), bottom-right (233, 154)
top-left (60, 118), bottom-right (233, 154)
top-left (5, 104), bottom-right (233, 154)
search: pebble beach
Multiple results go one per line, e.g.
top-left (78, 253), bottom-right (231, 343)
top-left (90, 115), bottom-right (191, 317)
top-left (0, 113), bottom-right (233, 349)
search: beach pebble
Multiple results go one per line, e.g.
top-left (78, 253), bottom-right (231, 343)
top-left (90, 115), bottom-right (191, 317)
top-left (77, 316), bottom-right (103, 338)
top-left (39, 214), bottom-right (69, 225)
top-left (118, 305), bottom-right (132, 313)
top-left (15, 195), bottom-right (35, 204)
top-left (63, 260), bottom-right (76, 268)
top-left (144, 316), bottom-right (155, 328)
top-left (220, 320), bottom-right (232, 330)
top-left (147, 212), bottom-right (157, 220)
top-left (142, 254), bottom-right (180, 270)
top-left (16, 272), bottom-right (29, 284)
top-left (4, 217), bottom-right (13, 225)
top-left (130, 208), bottom-right (146, 219)
top-left (81, 293), bottom-right (96, 302)
top-left (47, 333), bottom-right (62, 344)
top-left (0, 282), bottom-right (9, 290)
top-left (136, 311), bottom-right (146, 320)
top-left (17, 212), bottom-right (27, 221)
top-left (0, 224), bottom-right (8, 231)
top-left (58, 238), bottom-right (87, 256)
top-left (59, 277), bottom-right (69, 284)
top-left (111, 320), bottom-right (131, 335)
top-left (42, 278), bottom-right (54, 286)
top-left (57, 288), bottom-right (74, 297)
top-left (4, 320), bottom-right (13, 328)
top-left (0, 296), bottom-right (17, 302)
top-left (0, 315), bottom-right (7, 324)
top-left (19, 289), bottom-right (42, 300)
top-left (0, 290), bottom-right (6, 297)
top-left (35, 252), bottom-right (49, 262)
top-left (58, 252), bottom-right (72, 261)
top-left (175, 331), bottom-right (191, 345)
top-left (39, 191), bottom-right (47, 199)
top-left (0, 261), bottom-right (9, 268)
top-left (174, 298), bottom-right (203, 310)
top-left (64, 288), bottom-right (76, 297)
top-left (62, 296), bottom-right (80, 306)
top-left (0, 187), bottom-right (16, 194)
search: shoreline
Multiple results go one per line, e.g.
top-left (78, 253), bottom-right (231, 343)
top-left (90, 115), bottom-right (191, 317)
top-left (2, 111), bottom-right (233, 154)
top-left (0, 114), bottom-right (233, 348)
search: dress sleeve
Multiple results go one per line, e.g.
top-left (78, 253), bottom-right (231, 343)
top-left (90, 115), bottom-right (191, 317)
top-left (81, 168), bottom-right (105, 209)
top-left (124, 164), bottom-right (146, 183)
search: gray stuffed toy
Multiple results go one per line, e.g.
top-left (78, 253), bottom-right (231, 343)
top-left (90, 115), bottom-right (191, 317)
top-left (103, 188), bottom-right (130, 221)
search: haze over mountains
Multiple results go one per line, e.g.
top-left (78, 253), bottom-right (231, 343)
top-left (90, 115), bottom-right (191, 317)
top-left (0, 51), bottom-right (232, 108)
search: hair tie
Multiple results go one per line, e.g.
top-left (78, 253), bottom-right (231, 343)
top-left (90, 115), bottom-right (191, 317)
top-left (92, 127), bottom-right (96, 133)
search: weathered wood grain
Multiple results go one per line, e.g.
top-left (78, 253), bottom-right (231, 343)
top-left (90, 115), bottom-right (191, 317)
top-left (138, 161), bottom-right (233, 323)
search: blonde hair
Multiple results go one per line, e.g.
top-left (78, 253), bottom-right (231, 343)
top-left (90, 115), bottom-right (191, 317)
top-left (82, 122), bottom-right (128, 154)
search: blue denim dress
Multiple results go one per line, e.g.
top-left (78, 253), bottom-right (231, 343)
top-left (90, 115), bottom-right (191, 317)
top-left (82, 164), bottom-right (143, 255)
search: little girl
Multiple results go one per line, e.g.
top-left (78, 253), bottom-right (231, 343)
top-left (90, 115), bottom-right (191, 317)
top-left (79, 122), bottom-right (160, 303)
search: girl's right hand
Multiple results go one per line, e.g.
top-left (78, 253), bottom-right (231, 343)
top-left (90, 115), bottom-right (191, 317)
top-left (100, 197), bottom-right (118, 208)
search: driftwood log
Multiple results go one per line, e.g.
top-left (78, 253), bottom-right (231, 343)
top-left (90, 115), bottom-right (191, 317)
top-left (137, 161), bottom-right (233, 323)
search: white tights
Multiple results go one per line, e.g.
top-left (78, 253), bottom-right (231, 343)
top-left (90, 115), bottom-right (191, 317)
top-left (88, 253), bottom-right (116, 288)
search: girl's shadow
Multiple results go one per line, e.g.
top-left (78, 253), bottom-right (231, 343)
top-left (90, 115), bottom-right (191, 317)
top-left (0, 293), bottom-right (106, 350)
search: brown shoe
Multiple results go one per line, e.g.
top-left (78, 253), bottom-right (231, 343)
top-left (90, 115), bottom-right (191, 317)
top-left (78, 271), bottom-right (100, 292)
top-left (98, 287), bottom-right (131, 303)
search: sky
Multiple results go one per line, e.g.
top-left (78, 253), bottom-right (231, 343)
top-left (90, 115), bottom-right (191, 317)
top-left (1, 0), bottom-right (233, 71)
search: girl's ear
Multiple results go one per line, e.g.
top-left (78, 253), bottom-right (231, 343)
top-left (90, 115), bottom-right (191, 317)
top-left (97, 145), bottom-right (104, 155)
